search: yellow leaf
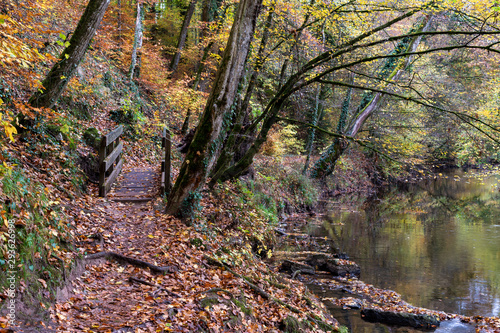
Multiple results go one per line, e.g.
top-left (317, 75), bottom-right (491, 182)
top-left (4, 123), bottom-right (17, 142)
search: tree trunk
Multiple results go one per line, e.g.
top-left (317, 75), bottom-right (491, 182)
top-left (170, 0), bottom-right (198, 73)
top-left (303, 21), bottom-right (328, 174)
top-left (239, 3), bottom-right (274, 118)
top-left (200, 0), bottom-right (222, 38)
top-left (303, 83), bottom-right (326, 174)
top-left (310, 16), bottom-right (433, 179)
top-left (165, 0), bottom-right (263, 216)
top-left (180, 109), bottom-right (191, 135)
top-left (209, 4), bottom-right (274, 183)
top-left (309, 83), bottom-right (352, 179)
top-left (192, 0), bottom-right (224, 90)
top-left (129, 2), bottom-right (144, 80)
top-left (28, 0), bottom-right (110, 109)
top-left (192, 41), bottom-right (214, 91)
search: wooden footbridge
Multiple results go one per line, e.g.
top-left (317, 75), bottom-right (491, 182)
top-left (97, 125), bottom-right (172, 202)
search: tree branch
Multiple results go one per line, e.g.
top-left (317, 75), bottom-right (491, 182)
top-left (276, 116), bottom-right (401, 164)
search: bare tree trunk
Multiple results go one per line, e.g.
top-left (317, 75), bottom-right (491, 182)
top-left (28, 0), bottom-right (110, 109)
top-left (170, 0), bottom-right (198, 73)
top-left (129, 2), bottom-right (144, 80)
top-left (302, 84), bottom-right (324, 174)
top-left (165, 0), bottom-right (263, 216)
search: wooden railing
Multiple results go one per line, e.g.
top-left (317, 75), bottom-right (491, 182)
top-left (98, 125), bottom-right (124, 197)
top-left (160, 128), bottom-right (172, 196)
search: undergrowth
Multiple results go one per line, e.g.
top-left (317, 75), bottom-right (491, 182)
top-left (0, 161), bottom-right (73, 320)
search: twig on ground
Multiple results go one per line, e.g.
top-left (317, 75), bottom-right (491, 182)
top-left (128, 276), bottom-right (155, 287)
top-left (85, 251), bottom-right (178, 274)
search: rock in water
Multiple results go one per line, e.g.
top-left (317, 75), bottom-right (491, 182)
top-left (279, 260), bottom-right (316, 275)
top-left (361, 308), bottom-right (440, 329)
top-left (306, 253), bottom-right (360, 277)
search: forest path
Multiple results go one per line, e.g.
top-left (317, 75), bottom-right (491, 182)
top-left (107, 168), bottom-right (160, 203)
top-left (53, 178), bottom-right (215, 332)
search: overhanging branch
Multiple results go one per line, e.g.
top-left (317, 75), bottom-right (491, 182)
top-left (317, 79), bottom-right (500, 143)
top-left (276, 116), bottom-right (401, 164)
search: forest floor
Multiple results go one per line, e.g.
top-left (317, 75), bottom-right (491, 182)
top-left (11, 158), bottom-right (342, 332)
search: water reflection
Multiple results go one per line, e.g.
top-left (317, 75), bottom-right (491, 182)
top-left (319, 170), bottom-right (500, 318)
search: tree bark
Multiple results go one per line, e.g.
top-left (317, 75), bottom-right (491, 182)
top-left (129, 2), bottom-right (144, 80)
top-left (165, 0), bottom-right (263, 216)
top-left (170, 0), bottom-right (198, 73)
top-left (28, 0), bottom-right (110, 109)
top-left (210, 4), bottom-right (275, 183)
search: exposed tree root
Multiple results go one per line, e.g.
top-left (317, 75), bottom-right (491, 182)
top-left (128, 276), bottom-right (181, 298)
top-left (203, 255), bottom-right (340, 332)
top-left (197, 288), bottom-right (235, 299)
top-left (128, 276), bottom-right (155, 287)
top-left (85, 251), bottom-right (178, 274)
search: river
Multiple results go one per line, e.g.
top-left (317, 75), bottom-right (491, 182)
top-left (280, 169), bottom-right (500, 332)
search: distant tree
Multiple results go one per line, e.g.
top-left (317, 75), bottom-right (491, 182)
top-left (169, 0), bottom-right (198, 73)
top-left (129, 1), bottom-right (144, 80)
top-left (28, 0), bottom-right (110, 110)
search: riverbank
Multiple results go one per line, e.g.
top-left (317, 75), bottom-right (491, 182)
top-left (270, 168), bottom-right (500, 332)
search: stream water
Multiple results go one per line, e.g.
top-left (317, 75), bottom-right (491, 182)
top-left (282, 169), bottom-right (500, 332)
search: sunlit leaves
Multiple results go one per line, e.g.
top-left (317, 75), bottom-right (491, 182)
top-left (0, 100), bottom-right (17, 143)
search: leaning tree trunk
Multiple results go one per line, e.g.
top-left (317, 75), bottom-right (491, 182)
top-left (303, 83), bottom-right (329, 174)
top-left (310, 15), bottom-right (433, 180)
top-left (170, 0), bottom-right (198, 73)
top-left (129, 2), bottom-right (144, 80)
top-left (165, 0), bottom-right (263, 216)
top-left (28, 0), bottom-right (110, 109)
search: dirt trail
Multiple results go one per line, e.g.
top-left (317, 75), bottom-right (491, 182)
top-left (53, 166), bottom-right (206, 331)
top-left (16, 161), bottom-right (340, 332)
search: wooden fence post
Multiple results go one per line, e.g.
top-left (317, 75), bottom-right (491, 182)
top-left (161, 128), bottom-right (172, 196)
top-left (98, 125), bottom-right (124, 197)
